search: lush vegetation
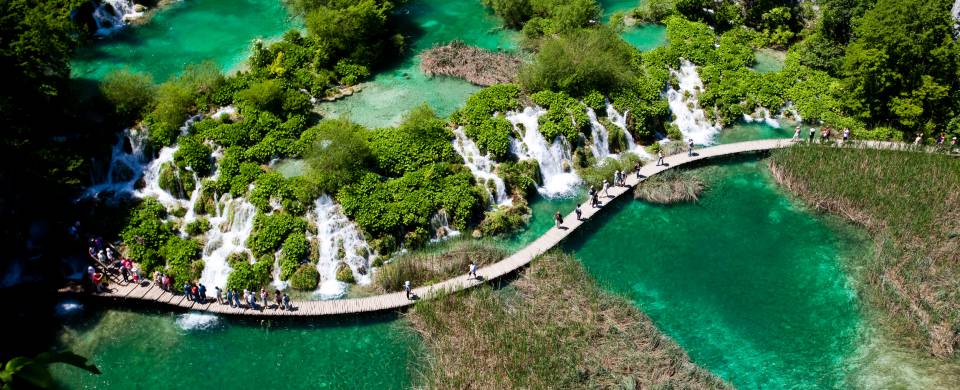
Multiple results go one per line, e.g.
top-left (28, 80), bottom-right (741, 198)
top-left (633, 169), bottom-right (705, 204)
top-left (770, 145), bottom-right (960, 357)
top-left (375, 240), bottom-right (506, 292)
top-left (452, 84), bottom-right (521, 160)
top-left (408, 251), bottom-right (728, 388)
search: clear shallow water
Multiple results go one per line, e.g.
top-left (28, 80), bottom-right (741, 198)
top-left (753, 49), bottom-right (786, 74)
top-left (72, 0), bottom-right (297, 82)
top-left (562, 158), bottom-right (866, 388)
top-left (52, 308), bottom-right (414, 389)
top-left (718, 121), bottom-right (793, 144)
top-left (620, 24), bottom-right (667, 52)
top-left (320, 0), bottom-right (518, 128)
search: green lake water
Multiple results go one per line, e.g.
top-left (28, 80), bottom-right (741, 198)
top-left (71, 0), bottom-right (297, 82)
top-left (52, 308), bottom-right (415, 389)
top-left (562, 157), bottom-right (866, 388)
top-left (753, 49), bottom-right (786, 74)
top-left (319, 0), bottom-right (518, 128)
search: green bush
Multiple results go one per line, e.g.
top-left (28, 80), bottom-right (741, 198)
top-left (235, 79), bottom-right (283, 112)
top-left (335, 262), bottom-right (356, 284)
top-left (579, 153), bottom-right (642, 188)
top-left (582, 90), bottom-right (605, 111)
top-left (304, 119), bottom-right (374, 193)
top-left (173, 135), bottom-right (213, 177)
top-left (161, 236), bottom-right (202, 284)
top-left (334, 60), bottom-right (370, 85)
top-left (455, 84), bottom-right (521, 161)
top-left (279, 233), bottom-right (310, 280)
top-left (101, 68), bottom-right (156, 120)
top-left (370, 104), bottom-right (458, 176)
top-left (479, 200), bottom-right (532, 237)
top-left (498, 159), bottom-right (541, 197)
top-left (226, 253), bottom-right (273, 291)
top-left (247, 212), bottom-right (308, 257)
top-left (184, 217), bottom-right (211, 237)
top-left (158, 162), bottom-right (196, 199)
top-left (249, 172), bottom-right (288, 213)
top-left (290, 263), bottom-right (319, 290)
top-left (121, 199), bottom-right (175, 275)
top-left (520, 28), bottom-right (636, 96)
top-left (530, 90), bottom-right (588, 143)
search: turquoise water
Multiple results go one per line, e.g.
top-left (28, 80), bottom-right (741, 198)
top-left (320, 0), bottom-right (518, 128)
top-left (718, 121), bottom-right (794, 144)
top-left (53, 308), bottom-right (414, 389)
top-left (620, 24), bottom-right (668, 52)
top-left (562, 158), bottom-right (865, 388)
top-left (71, 0), bottom-right (297, 82)
top-left (753, 49), bottom-right (786, 74)
top-left (500, 191), bottom-right (586, 251)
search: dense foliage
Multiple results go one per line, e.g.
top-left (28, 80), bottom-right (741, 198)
top-left (453, 84), bottom-right (521, 160)
top-left (481, 0), bottom-right (601, 38)
top-left (369, 105), bottom-right (459, 176)
top-left (520, 28), bottom-right (637, 96)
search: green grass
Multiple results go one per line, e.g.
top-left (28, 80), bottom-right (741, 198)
top-left (770, 144), bottom-right (960, 357)
top-left (406, 251), bottom-right (728, 389)
top-left (374, 240), bottom-right (506, 293)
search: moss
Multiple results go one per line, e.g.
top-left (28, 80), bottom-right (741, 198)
top-left (290, 263), bottom-right (319, 290)
top-left (335, 262), bottom-right (356, 284)
top-left (184, 217), bottom-right (211, 236)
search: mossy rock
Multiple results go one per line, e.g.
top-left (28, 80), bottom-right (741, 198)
top-left (290, 263), bottom-right (319, 290)
top-left (185, 217), bottom-right (211, 236)
top-left (335, 262), bottom-right (355, 284)
top-left (227, 252), bottom-right (250, 266)
top-left (158, 162), bottom-right (197, 200)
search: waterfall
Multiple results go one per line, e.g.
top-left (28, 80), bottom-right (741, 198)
top-left (666, 60), bottom-right (721, 145)
top-left (91, 0), bottom-right (144, 36)
top-left (507, 106), bottom-right (580, 197)
top-left (605, 101), bottom-right (651, 158)
top-left (82, 127), bottom-right (148, 199)
top-left (586, 108), bottom-right (611, 161)
top-left (312, 195), bottom-right (374, 300)
top-left (743, 107), bottom-right (781, 128)
top-left (451, 127), bottom-right (511, 206)
top-left (135, 145), bottom-right (182, 210)
top-left (198, 195), bottom-right (257, 290)
top-left (429, 210), bottom-right (461, 242)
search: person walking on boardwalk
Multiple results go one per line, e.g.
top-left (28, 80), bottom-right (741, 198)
top-left (468, 261), bottom-right (478, 280)
top-left (184, 282), bottom-right (193, 301)
top-left (275, 290), bottom-right (283, 310)
top-left (588, 186), bottom-right (598, 208)
top-left (554, 211), bottom-right (563, 227)
top-left (234, 290), bottom-right (242, 307)
top-left (215, 286), bottom-right (223, 304)
top-left (656, 149), bottom-right (664, 166)
top-left (687, 139), bottom-right (695, 156)
top-left (119, 263), bottom-right (129, 283)
top-left (808, 127), bottom-right (816, 142)
top-left (914, 133), bottom-right (923, 145)
top-left (191, 284), bottom-right (199, 302)
top-left (842, 128), bottom-right (850, 143)
top-left (197, 283), bottom-right (207, 303)
top-left (283, 293), bottom-right (291, 310)
top-left (225, 289), bottom-right (233, 307)
top-left (404, 280), bottom-right (413, 300)
top-left (635, 161), bottom-right (642, 178)
top-left (602, 180), bottom-right (610, 198)
top-left (260, 288), bottom-right (268, 310)
top-left (575, 204), bottom-right (582, 221)
top-left (792, 126), bottom-right (801, 141)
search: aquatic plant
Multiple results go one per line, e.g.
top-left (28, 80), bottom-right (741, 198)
top-left (374, 240), bottom-right (505, 293)
top-left (633, 170), bottom-right (705, 204)
top-left (419, 41), bottom-right (522, 86)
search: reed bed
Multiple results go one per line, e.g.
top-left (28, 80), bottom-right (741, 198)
top-left (419, 41), bottom-right (522, 86)
top-left (406, 251), bottom-right (729, 389)
top-left (770, 144), bottom-right (960, 357)
top-left (634, 170), bottom-right (705, 204)
top-left (374, 240), bottom-right (506, 293)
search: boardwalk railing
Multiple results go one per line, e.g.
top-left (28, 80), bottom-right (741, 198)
top-left (75, 138), bottom-right (861, 316)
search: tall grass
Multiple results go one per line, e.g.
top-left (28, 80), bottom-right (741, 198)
top-left (374, 240), bottom-right (506, 293)
top-left (770, 144), bottom-right (960, 357)
top-left (634, 169), bottom-right (706, 204)
top-left (406, 251), bottom-right (729, 389)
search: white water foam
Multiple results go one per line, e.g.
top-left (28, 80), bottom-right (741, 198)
top-left (429, 209), bottom-right (461, 242)
top-left (605, 101), bottom-right (652, 159)
top-left (666, 60), bottom-right (722, 145)
top-left (312, 195), bottom-right (374, 300)
top-left (586, 108), bottom-right (611, 161)
top-left (743, 107), bottom-right (781, 128)
top-left (451, 127), bottom-right (511, 206)
top-left (199, 195), bottom-right (257, 290)
top-left (92, 0), bottom-right (145, 36)
top-left (507, 106), bottom-right (580, 197)
top-left (175, 312), bottom-right (220, 331)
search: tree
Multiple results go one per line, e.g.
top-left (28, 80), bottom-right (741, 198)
top-left (100, 69), bottom-right (156, 121)
top-left (841, 0), bottom-right (959, 131)
top-left (520, 27), bottom-right (636, 96)
top-left (305, 119), bottom-right (374, 192)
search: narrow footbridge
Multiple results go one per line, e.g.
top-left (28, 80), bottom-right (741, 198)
top-left (78, 138), bottom-right (883, 316)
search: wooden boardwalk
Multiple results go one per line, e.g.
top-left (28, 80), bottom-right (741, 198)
top-left (81, 138), bottom-right (812, 316)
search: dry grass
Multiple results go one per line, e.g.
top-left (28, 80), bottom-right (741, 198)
top-left (375, 240), bottom-right (506, 293)
top-left (770, 144), bottom-right (960, 358)
top-left (420, 41), bottom-right (522, 86)
top-left (634, 170), bottom-right (705, 204)
top-left (406, 251), bottom-right (729, 389)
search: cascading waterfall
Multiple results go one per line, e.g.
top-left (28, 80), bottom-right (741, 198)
top-left (451, 127), bottom-right (511, 206)
top-left (666, 60), bottom-right (722, 145)
top-left (586, 108), bottom-right (611, 161)
top-left (198, 194), bottom-right (257, 290)
top-left (91, 0), bottom-right (144, 36)
top-left (605, 101), bottom-right (651, 158)
top-left (429, 210), bottom-right (461, 242)
top-left (83, 127), bottom-right (148, 199)
top-left (743, 107), bottom-right (781, 128)
top-left (507, 107), bottom-right (580, 197)
top-left (312, 195), bottom-right (374, 300)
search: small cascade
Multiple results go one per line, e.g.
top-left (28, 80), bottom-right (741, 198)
top-left (91, 0), bottom-right (144, 36)
top-left (199, 195), bottom-right (257, 290)
top-left (312, 195), bottom-right (374, 300)
top-left (604, 101), bottom-right (651, 158)
top-left (82, 128), bottom-right (149, 199)
top-left (743, 107), bottom-right (781, 128)
top-left (507, 107), bottom-right (580, 197)
top-left (135, 145), bottom-right (182, 210)
top-left (451, 127), bottom-right (511, 206)
top-left (429, 210), bottom-right (461, 242)
top-left (666, 60), bottom-right (722, 145)
top-left (586, 108), bottom-right (611, 161)
top-left (270, 250), bottom-right (288, 290)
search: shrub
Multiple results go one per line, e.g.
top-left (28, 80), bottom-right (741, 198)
top-left (173, 135), bottom-right (213, 177)
top-left (369, 104), bottom-right (459, 176)
top-left (101, 68), bottom-right (156, 120)
top-left (520, 28), bottom-right (636, 96)
top-left (247, 213), bottom-right (308, 257)
top-left (530, 90), bottom-right (589, 143)
top-left (498, 159), bottom-right (540, 197)
top-left (226, 253), bottom-right (272, 291)
top-left (334, 60), bottom-right (370, 85)
top-left (479, 200), bottom-right (532, 237)
top-left (235, 79), bottom-right (283, 112)
top-left (184, 217), bottom-right (211, 237)
top-left (121, 199), bottom-right (175, 275)
top-left (455, 84), bottom-right (521, 160)
top-left (582, 90), bottom-right (605, 111)
top-left (335, 262), bottom-right (356, 284)
top-left (161, 236), bottom-right (202, 284)
top-left (290, 263), bottom-right (319, 290)
top-left (279, 233), bottom-right (310, 280)
top-left (249, 172), bottom-right (288, 213)
top-left (304, 119), bottom-right (374, 193)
